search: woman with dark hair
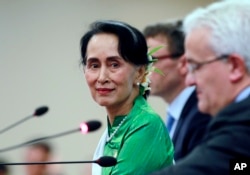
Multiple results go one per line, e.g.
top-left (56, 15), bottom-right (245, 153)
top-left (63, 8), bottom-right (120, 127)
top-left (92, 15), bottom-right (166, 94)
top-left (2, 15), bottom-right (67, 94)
top-left (80, 20), bottom-right (174, 175)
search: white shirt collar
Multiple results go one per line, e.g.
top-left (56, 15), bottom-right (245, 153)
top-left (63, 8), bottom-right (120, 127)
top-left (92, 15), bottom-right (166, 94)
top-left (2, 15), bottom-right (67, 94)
top-left (167, 86), bottom-right (195, 121)
top-left (166, 86), bottom-right (195, 138)
top-left (235, 86), bottom-right (250, 102)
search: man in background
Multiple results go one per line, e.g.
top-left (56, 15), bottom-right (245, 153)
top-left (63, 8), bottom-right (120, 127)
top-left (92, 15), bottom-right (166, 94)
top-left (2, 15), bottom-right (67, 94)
top-left (143, 20), bottom-right (211, 161)
top-left (150, 0), bottom-right (250, 174)
top-left (24, 142), bottom-right (64, 175)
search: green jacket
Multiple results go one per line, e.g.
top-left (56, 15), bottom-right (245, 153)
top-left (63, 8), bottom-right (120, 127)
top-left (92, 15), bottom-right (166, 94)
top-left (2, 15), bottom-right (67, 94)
top-left (102, 95), bottom-right (174, 175)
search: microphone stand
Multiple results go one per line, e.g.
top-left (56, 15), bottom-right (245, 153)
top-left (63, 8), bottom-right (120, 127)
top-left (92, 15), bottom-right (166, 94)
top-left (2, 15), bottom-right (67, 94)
top-left (0, 128), bottom-right (80, 153)
top-left (2, 160), bottom-right (95, 165)
top-left (0, 156), bottom-right (117, 167)
top-left (0, 121), bottom-right (101, 153)
top-left (0, 115), bottom-right (32, 135)
top-left (0, 106), bottom-right (49, 135)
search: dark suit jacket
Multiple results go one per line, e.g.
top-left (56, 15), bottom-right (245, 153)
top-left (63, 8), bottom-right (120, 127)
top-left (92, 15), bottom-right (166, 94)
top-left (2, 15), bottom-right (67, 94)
top-left (172, 91), bottom-right (211, 161)
top-left (150, 96), bottom-right (250, 175)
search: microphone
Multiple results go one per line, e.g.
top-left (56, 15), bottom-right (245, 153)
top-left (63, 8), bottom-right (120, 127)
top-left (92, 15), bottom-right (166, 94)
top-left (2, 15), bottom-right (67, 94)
top-left (0, 106), bottom-right (49, 135)
top-left (0, 120), bottom-right (101, 153)
top-left (0, 156), bottom-right (117, 167)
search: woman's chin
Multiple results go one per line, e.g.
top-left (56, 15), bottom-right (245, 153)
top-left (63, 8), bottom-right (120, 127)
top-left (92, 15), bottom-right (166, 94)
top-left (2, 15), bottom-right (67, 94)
top-left (96, 100), bottom-right (111, 107)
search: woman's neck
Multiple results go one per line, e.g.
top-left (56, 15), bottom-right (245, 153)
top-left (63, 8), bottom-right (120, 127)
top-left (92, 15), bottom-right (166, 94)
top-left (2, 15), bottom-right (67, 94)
top-left (106, 92), bottom-right (138, 125)
top-left (107, 101), bottom-right (133, 125)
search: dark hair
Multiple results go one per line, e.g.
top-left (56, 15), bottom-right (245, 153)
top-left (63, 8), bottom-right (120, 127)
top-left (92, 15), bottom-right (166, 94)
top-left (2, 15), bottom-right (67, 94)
top-left (80, 20), bottom-right (149, 66)
top-left (143, 20), bottom-right (184, 59)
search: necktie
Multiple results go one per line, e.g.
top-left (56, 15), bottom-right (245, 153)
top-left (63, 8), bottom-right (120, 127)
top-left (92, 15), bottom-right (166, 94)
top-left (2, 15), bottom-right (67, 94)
top-left (166, 113), bottom-right (175, 132)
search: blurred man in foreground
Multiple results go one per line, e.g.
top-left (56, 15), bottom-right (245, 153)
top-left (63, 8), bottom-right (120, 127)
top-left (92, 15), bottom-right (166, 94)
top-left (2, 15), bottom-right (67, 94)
top-left (150, 0), bottom-right (250, 174)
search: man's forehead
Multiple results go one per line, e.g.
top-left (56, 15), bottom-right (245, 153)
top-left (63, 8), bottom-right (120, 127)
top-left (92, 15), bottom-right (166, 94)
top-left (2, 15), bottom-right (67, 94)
top-left (185, 37), bottom-right (215, 61)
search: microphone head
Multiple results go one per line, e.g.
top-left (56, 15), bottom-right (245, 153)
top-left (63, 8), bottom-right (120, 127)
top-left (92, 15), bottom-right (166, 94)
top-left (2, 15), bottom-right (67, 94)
top-left (80, 120), bottom-right (101, 134)
top-left (95, 156), bottom-right (117, 167)
top-left (34, 106), bottom-right (49, 117)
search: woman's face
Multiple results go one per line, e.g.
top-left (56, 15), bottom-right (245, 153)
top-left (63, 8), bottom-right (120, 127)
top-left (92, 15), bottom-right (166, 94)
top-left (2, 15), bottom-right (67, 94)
top-left (84, 33), bottom-right (141, 110)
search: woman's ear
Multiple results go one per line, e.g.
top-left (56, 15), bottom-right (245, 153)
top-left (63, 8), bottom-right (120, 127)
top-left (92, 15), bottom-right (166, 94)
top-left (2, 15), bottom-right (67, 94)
top-left (228, 54), bottom-right (246, 83)
top-left (135, 65), bottom-right (146, 84)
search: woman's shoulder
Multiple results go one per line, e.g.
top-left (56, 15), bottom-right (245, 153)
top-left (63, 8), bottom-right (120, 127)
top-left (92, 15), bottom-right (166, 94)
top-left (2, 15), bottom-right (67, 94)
top-left (129, 107), bottom-right (164, 129)
top-left (128, 95), bottom-right (165, 126)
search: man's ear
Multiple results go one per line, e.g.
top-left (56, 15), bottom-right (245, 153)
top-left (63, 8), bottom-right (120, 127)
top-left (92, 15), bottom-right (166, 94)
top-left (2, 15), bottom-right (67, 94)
top-left (178, 55), bottom-right (187, 76)
top-left (228, 54), bottom-right (246, 83)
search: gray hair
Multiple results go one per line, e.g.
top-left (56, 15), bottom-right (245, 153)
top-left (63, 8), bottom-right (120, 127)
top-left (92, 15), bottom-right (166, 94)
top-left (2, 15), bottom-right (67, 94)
top-left (183, 0), bottom-right (250, 70)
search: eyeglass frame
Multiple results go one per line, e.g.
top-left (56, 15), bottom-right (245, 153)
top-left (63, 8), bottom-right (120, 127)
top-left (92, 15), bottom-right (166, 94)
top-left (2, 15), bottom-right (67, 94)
top-left (153, 53), bottom-right (183, 60)
top-left (186, 54), bottom-right (229, 73)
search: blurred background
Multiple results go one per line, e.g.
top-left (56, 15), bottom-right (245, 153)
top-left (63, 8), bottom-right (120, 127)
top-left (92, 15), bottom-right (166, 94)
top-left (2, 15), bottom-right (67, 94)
top-left (1, 0), bottom-right (217, 174)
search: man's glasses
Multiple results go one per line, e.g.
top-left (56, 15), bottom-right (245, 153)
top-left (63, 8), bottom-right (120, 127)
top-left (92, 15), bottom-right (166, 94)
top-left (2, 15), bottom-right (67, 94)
top-left (187, 54), bottom-right (229, 73)
top-left (154, 53), bottom-right (183, 60)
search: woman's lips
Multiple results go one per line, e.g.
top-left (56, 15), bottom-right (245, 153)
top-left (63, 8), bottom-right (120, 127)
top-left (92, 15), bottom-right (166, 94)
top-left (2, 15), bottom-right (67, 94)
top-left (96, 88), bottom-right (114, 95)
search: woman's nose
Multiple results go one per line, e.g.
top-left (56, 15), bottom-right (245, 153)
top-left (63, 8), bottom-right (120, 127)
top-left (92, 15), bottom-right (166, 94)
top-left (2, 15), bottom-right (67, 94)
top-left (97, 67), bottom-right (109, 84)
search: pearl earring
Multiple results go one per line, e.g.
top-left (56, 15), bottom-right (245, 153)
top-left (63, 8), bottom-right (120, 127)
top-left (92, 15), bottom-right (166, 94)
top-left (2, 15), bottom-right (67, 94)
top-left (136, 82), bottom-right (140, 86)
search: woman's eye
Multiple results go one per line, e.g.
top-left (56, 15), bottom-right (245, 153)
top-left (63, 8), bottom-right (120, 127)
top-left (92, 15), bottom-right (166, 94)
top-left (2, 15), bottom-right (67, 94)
top-left (110, 62), bottom-right (119, 68)
top-left (87, 63), bottom-right (99, 69)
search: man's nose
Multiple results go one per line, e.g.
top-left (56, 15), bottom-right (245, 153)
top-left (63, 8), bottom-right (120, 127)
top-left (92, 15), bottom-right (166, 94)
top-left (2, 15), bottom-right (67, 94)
top-left (185, 72), bottom-right (196, 87)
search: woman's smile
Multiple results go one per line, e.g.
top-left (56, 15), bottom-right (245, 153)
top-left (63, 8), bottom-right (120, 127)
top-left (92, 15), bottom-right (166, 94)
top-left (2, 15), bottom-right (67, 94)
top-left (96, 88), bottom-right (114, 95)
